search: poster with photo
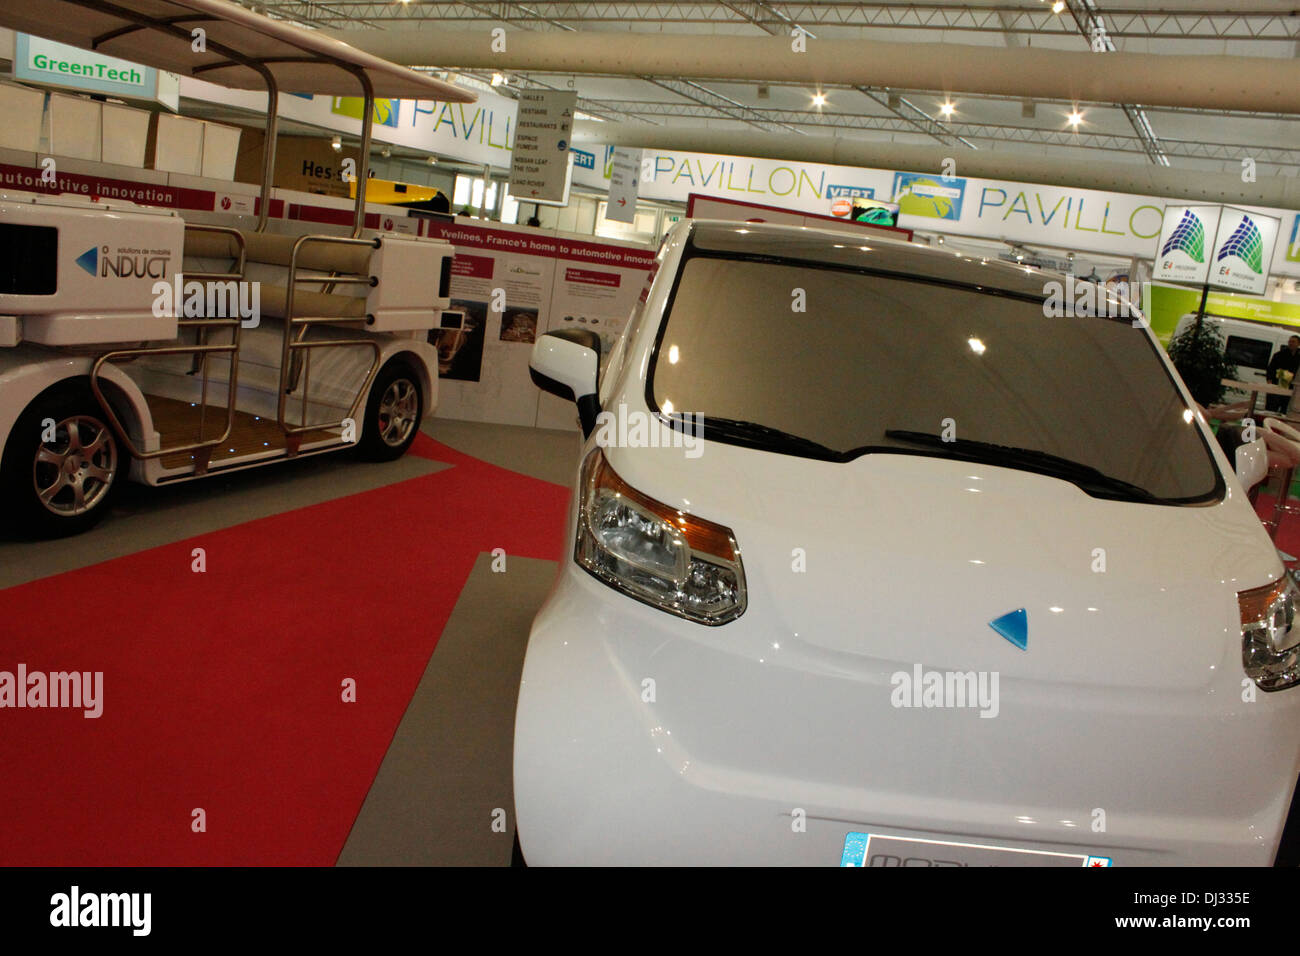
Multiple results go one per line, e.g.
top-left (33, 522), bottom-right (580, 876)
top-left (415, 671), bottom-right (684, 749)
top-left (428, 299), bottom-right (487, 382)
top-left (420, 217), bottom-right (655, 427)
top-left (500, 307), bottom-right (539, 343)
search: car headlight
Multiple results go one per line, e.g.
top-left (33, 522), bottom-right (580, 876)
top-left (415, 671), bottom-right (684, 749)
top-left (1239, 573), bottom-right (1300, 691)
top-left (575, 448), bottom-right (746, 625)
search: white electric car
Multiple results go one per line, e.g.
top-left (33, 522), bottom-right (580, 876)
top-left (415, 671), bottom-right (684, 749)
top-left (516, 220), bottom-right (1300, 866)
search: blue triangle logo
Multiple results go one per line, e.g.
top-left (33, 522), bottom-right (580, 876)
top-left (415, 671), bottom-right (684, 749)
top-left (75, 247), bottom-right (98, 276)
top-left (990, 608), bottom-right (1028, 650)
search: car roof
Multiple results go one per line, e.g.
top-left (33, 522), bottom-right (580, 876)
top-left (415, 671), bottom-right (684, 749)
top-left (687, 219), bottom-right (1059, 300)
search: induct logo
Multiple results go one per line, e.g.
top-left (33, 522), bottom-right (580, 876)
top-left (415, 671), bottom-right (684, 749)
top-left (50, 887), bottom-right (151, 937)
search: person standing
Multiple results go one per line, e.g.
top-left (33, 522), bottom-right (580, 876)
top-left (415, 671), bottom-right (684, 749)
top-left (1266, 335), bottom-right (1300, 412)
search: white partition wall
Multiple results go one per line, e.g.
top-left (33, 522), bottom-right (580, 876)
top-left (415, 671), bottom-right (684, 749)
top-left (45, 92), bottom-right (153, 166)
top-left (0, 83), bottom-right (45, 152)
top-left (199, 121), bottom-right (241, 180)
top-left (152, 112), bottom-right (204, 175)
top-left (47, 91), bottom-right (102, 161)
top-left (101, 102), bottom-right (150, 167)
top-left (153, 112), bottom-right (239, 180)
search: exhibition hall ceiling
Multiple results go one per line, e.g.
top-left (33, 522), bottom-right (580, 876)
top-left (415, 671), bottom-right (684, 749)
top-left (241, 1), bottom-right (1300, 177)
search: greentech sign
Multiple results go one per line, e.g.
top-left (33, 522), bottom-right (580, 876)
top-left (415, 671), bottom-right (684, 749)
top-left (15, 34), bottom-right (159, 102)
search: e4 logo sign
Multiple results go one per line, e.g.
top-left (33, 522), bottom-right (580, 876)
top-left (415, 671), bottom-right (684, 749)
top-left (1216, 215), bottom-right (1265, 274)
top-left (1159, 209), bottom-right (1206, 263)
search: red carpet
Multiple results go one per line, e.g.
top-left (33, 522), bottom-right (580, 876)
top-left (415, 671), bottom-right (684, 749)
top-left (0, 433), bottom-right (570, 865)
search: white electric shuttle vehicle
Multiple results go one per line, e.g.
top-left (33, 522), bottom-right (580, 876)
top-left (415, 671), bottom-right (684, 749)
top-left (517, 220), bottom-right (1300, 866)
top-left (0, 0), bottom-right (474, 536)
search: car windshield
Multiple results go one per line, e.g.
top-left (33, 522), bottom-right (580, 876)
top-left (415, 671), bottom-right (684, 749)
top-left (649, 251), bottom-right (1222, 504)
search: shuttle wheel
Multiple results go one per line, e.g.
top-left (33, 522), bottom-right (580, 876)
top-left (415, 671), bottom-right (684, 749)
top-left (356, 360), bottom-right (423, 462)
top-left (1, 383), bottom-right (121, 538)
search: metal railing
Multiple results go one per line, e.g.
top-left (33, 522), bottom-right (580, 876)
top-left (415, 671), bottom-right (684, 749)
top-left (276, 233), bottom-right (381, 446)
top-left (89, 225), bottom-right (248, 474)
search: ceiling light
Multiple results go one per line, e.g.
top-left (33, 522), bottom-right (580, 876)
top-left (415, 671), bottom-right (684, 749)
top-left (939, 101), bottom-right (956, 118)
top-left (428, 155), bottom-right (437, 165)
top-left (1051, 0), bottom-right (1065, 12)
top-left (1067, 109), bottom-right (1084, 127)
top-left (330, 135), bottom-right (341, 152)
top-left (491, 72), bottom-right (507, 87)
top-left (812, 91), bottom-right (827, 108)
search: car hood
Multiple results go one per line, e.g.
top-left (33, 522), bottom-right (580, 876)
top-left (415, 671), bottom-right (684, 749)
top-left (605, 440), bottom-right (1281, 690)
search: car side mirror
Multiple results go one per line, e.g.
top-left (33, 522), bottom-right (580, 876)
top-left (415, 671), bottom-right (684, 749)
top-left (530, 329), bottom-right (601, 437)
top-left (1235, 437), bottom-right (1268, 491)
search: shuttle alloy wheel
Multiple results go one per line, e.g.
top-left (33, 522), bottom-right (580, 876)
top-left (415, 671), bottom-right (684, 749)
top-left (2, 382), bottom-right (121, 538)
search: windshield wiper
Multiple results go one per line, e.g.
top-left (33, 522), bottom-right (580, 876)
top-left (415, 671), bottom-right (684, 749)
top-left (883, 429), bottom-right (1166, 503)
top-left (676, 414), bottom-right (842, 460)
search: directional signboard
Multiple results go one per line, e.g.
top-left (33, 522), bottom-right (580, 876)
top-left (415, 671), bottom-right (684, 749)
top-left (509, 90), bottom-right (577, 205)
top-left (604, 147), bottom-right (642, 223)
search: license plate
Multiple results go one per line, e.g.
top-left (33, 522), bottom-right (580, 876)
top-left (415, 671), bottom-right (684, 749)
top-left (840, 832), bottom-right (1112, 867)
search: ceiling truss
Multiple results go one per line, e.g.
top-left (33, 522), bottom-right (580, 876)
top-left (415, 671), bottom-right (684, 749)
top-left (256, 2), bottom-right (1300, 41)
